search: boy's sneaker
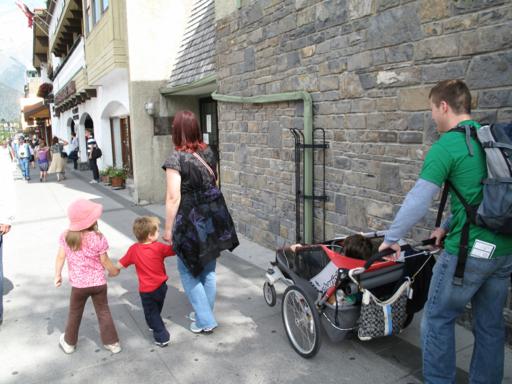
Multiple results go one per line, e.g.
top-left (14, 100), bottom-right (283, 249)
top-left (104, 342), bottom-right (122, 354)
top-left (154, 340), bottom-right (170, 348)
top-left (59, 333), bottom-right (76, 354)
top-left (187, 312), bottom-right (196, 322)
top-left (190, 322), bottom-right (215, 334)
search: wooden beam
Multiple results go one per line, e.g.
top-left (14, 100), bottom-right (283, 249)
top-left (86, 88), bottom-right (97, 98)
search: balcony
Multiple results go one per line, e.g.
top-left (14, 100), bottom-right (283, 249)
top-left (49, 0), bottom-right (83, 57)
top-left (53, 37), bottom-right (85, 95)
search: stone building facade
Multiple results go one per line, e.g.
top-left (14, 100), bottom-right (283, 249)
top-left (214, 0), bottom-right (512, 339)
top-left (215, 0), bottom-right (512, 246)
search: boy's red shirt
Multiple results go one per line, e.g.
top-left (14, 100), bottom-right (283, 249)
top-left (119, 241), bottom-right (175, 292)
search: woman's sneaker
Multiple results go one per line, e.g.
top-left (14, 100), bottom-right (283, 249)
top-left (104, 342), bottom-right (122, 354)
top-left (59, 333), bottom-right (76, 354)
top-left (190, 322), bottom-right (215, 334)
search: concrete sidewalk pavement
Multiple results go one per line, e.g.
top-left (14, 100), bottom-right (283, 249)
top-left (0, 163), bottom-right (510, 383)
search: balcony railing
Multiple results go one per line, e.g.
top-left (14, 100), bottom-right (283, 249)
top-left (52, 37), bottom-right (85, 95)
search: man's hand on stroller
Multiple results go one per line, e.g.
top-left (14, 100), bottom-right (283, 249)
top-left (429, 227), bottom-right (446, 248)
top-left (378, 241), bottom-right (401, 262)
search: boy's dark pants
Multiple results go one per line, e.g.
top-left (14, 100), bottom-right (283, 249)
top-left (65, 284), bottom-right (119, 346)
top-left (140, 283), bottom-right (169, 343)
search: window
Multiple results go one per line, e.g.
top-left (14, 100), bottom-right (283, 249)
top-left (85, 0), bottom-right (92, 33)
top-left (85, 0), bottom-right (109, 33)
top-left (94, 0), bottom-right (102, 24)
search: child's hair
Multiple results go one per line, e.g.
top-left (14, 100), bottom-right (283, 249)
top-left (133, 216), bottom-right (160, 243)
top-left (343, 234), bottom-right (373, 260)
top-left (65, 222), bottom-right (99, 251)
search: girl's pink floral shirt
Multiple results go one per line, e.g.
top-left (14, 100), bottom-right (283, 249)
top-left (59, 231), bottom-right (109, 288)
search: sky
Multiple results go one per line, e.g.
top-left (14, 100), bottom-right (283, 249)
top-left (0, 0), bottom-right (47, 69)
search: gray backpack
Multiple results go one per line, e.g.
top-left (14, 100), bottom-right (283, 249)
top-left (436, 122), bottom-right (512, 284)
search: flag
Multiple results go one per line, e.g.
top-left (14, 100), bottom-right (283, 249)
top-left (15, 0), bottom-right (34, 28)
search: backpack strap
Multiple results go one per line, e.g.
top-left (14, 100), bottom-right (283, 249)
top-left (438, 181), bottom-right (478, 285)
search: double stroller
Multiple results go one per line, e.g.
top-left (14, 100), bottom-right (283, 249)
top-left (263, 231), bottom-right (437, 358)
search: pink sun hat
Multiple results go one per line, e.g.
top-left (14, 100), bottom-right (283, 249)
top-left (67, 199), bottom-right (103, 231)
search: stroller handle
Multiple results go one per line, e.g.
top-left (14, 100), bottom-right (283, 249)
top-left (363, 238), bottom-right (437, 270)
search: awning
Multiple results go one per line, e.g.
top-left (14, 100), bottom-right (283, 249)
top-left (23, 101), bottom-right (50, 122)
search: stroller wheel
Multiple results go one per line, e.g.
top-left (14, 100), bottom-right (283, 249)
top-left (282, 285), bottom-right (321, 358)
top-left (263, 281), bottom-right (277, 307)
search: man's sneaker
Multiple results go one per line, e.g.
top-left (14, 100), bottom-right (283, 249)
top-left (89, 180), bottom-right (98, 184)
top-left (104, 342), bottom-right (122, 354)
top-left (59, 333), bottom-right (76, 354)
top-left (187, 312), bottom-right (196, 322)
top-left (190, 322), bottom-right (215, 334)
top-left (154, 340), bottom-right (170, 348)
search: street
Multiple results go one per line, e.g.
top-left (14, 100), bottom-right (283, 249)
top-left (1, 156), bottom-right (511, 384)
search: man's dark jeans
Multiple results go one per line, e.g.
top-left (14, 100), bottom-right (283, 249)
top-left (140, 283), bottom-right (170, 343)
top-left (89, 159), bottom-right (99, 181)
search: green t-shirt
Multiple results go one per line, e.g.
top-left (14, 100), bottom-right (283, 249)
top-left (420, 120), bottom-right (512, 257)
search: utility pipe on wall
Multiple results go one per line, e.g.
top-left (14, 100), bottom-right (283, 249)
top-left (211, 91), bottom-right (314, 244)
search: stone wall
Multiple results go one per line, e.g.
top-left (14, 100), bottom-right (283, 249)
top-left (216, 0), bottom-right (512, 248)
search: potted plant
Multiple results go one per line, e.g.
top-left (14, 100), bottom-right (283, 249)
top-left (100, 167), bottom-right (112, 185)
top-left (109, 167), bottom-right (127, 189)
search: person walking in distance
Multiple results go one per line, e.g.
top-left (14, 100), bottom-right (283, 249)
top-left (69, 132), bottom-right (79, 170)
top-left (0, 144), bottom-right (16, 326)
top-left (378, 80), bottom-right (512, 383)
top-left (17, 136), bottom-right (31, 181)
top-left (85, 129), bottom-right (100, 184)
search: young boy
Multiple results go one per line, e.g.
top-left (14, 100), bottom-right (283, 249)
top-left (116, 216), bottom-right (175, 347)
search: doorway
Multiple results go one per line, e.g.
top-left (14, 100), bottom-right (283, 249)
top-left (199, 97), bottom-right (219, 185)
top-left (110, 116), bottom-right (133, 176)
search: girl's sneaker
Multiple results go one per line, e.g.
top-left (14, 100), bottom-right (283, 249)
top-left (190, 322), bottom-right (215, 334)
top-left (104, 342), bottom-right (122, 354)
top-left (59, 333), bottom-right (76, 354)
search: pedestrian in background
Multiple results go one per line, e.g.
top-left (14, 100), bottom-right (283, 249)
top-left (85, 129), bottom-right (100, 184)
top-left (68, 132), bottom-right (79, 170)
top-left (16, 136), bottom-right (31, 181)
top-left (0, 144), bottom-right (16, 326)
top-left (35, 139), bottom-right (50, 182)
top-left (54, 199), bottom-right (121, 354)
top-left (47, 136), bottom-right (68, 182)
top-left (114, 216), bottom-right (175, 347)
top-left (162, 110), bottom-right (239, 334)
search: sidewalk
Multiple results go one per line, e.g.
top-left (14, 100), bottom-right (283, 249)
top-left (0, 162), bottom-right (510, 383)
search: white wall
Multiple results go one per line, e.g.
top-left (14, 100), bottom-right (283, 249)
top-left (125, 0), bottom-right (194, 81)
top-left (52, 68), bottom-right (129, 170)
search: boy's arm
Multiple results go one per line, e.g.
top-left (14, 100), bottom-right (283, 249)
top-left (116, 261), bottom-right (125, 270)
top-left (100, 253), bottom-right (120, 277)
top-left (54, 247), bottom-right (66, 287)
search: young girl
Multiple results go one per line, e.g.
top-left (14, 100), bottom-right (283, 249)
top-left (54, 199), bottom-right (121, 354)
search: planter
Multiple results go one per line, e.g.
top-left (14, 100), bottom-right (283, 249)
top-left (110, 176), bottom-right (125, 189)
top-left (100, 175), bottom-right (111, 185)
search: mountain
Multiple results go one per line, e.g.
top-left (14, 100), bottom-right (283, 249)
top-left (0, 54), bottom-right (26, 92)
top-left (0, 82), bottom-right (23, 121)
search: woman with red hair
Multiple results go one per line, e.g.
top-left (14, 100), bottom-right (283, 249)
top-left (162, 110), bottom-right (239, 334)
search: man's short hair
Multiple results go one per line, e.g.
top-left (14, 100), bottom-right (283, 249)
top-left (429, 79), bottom-right (471, 114)
top-left (133, 216), bottom-right (160, 242)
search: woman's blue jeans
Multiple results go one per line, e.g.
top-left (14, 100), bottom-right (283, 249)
top-left (177, 257), bottom-right (217, 329)
top-left (421, 251), bottom-right (512, 384)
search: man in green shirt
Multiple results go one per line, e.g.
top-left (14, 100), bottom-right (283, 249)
top-left (379, 80), bottom-right (512, 383)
